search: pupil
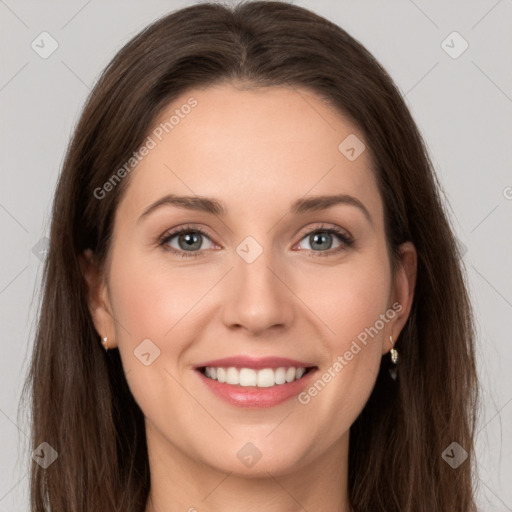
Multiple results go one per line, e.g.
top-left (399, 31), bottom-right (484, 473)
top-left (312, 232), bottom-right (332, 250)
top-left (180, 232), bottom-right (201, 250)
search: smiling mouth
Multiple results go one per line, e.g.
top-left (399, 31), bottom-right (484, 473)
top-left (198, 366), bottom-right (317, 388)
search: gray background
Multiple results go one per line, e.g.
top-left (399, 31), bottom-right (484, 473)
top-left (1, 0), bottom-right (511, 510)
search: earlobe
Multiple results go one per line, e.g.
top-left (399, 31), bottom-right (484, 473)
top-left (79, 249), bottom-right (117, 348)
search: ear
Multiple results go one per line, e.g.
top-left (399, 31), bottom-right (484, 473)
top-left (79, 249), bottom-right (117, 349)
top-left (382, 241), bottom-right (417, 355)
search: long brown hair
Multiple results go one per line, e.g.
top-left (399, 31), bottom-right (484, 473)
top-left (20, 1), bottom-right (480, 510)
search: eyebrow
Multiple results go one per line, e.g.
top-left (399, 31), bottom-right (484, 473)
top-left (138, 193), bottom-right (373, 226)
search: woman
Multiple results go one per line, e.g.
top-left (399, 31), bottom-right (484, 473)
top-left (21, 1), bottom-right (479, 511)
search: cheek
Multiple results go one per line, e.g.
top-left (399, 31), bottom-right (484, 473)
top-left (297, 254), bottom-right (391, 343)
top-left (107, 251), bottom-right (206, 421)
top-left (293, 254), bottom-right (391, 400)
top-left (109, 247), bottom-right (212, 343)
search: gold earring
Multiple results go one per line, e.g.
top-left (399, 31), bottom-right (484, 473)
top-left (101, 336), bottom-right (109, 352)
top-left (389, 335), bottom-right (398, 364)
top-left (389, 335), bottom-right (398, 381)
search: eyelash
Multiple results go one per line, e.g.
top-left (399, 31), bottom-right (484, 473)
top-left (158, 223), bottom-right (354, 259)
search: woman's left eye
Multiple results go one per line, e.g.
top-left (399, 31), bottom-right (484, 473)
top-left (159, 224), bottom-right (353, 258)
top-left (295, 225), bottom-right (354, 256)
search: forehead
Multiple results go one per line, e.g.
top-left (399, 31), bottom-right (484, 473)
top-left (117, 84), bottom-right (382, 225)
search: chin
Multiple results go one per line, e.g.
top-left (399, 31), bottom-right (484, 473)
top-left (196, 437), bottom-right (313, 477)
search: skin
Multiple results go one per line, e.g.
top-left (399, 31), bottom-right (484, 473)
top-left (81, 83), bottom-right (417, 512)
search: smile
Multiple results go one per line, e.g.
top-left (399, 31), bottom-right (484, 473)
top-left (200, 366), bottom-right (315, 388)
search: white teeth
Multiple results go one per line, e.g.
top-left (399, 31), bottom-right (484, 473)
top-left (256, 368), bottom-right (275, 388)
top-left (202, 366), bottom-right (310, 387)
top-left (226, 367), bottom-right (239, 385)
top-left (239, 368), bottom-right (257, 386)
top-left (274, 367), bottom-right (286, 385)
top-left (217, 367), bottom-right (226, 383)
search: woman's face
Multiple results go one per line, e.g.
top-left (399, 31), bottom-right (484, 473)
top-left (85, 83), bottom-right (416, 477)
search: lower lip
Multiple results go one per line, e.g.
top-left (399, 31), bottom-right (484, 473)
top-left (196, 369), bottom-right (317, 408)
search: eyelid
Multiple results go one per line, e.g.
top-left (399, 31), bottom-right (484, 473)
top-left (294, 223), bottom-right (353, 244)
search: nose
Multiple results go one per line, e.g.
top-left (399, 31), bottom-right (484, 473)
top-left (221, 246), bottom-right (295, 336)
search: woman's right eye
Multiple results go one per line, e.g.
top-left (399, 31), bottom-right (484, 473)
top-left (160, 227), bottom-right (215, 258)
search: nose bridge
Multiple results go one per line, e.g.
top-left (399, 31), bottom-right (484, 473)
top-left (221, 233), bottom-right (294, 333)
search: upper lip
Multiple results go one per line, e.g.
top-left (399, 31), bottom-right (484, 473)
top-left (195, 356), bottom-right (317, 370)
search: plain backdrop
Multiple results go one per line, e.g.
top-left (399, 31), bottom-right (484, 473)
top-left (0, 1), bottom-right (511, 510)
